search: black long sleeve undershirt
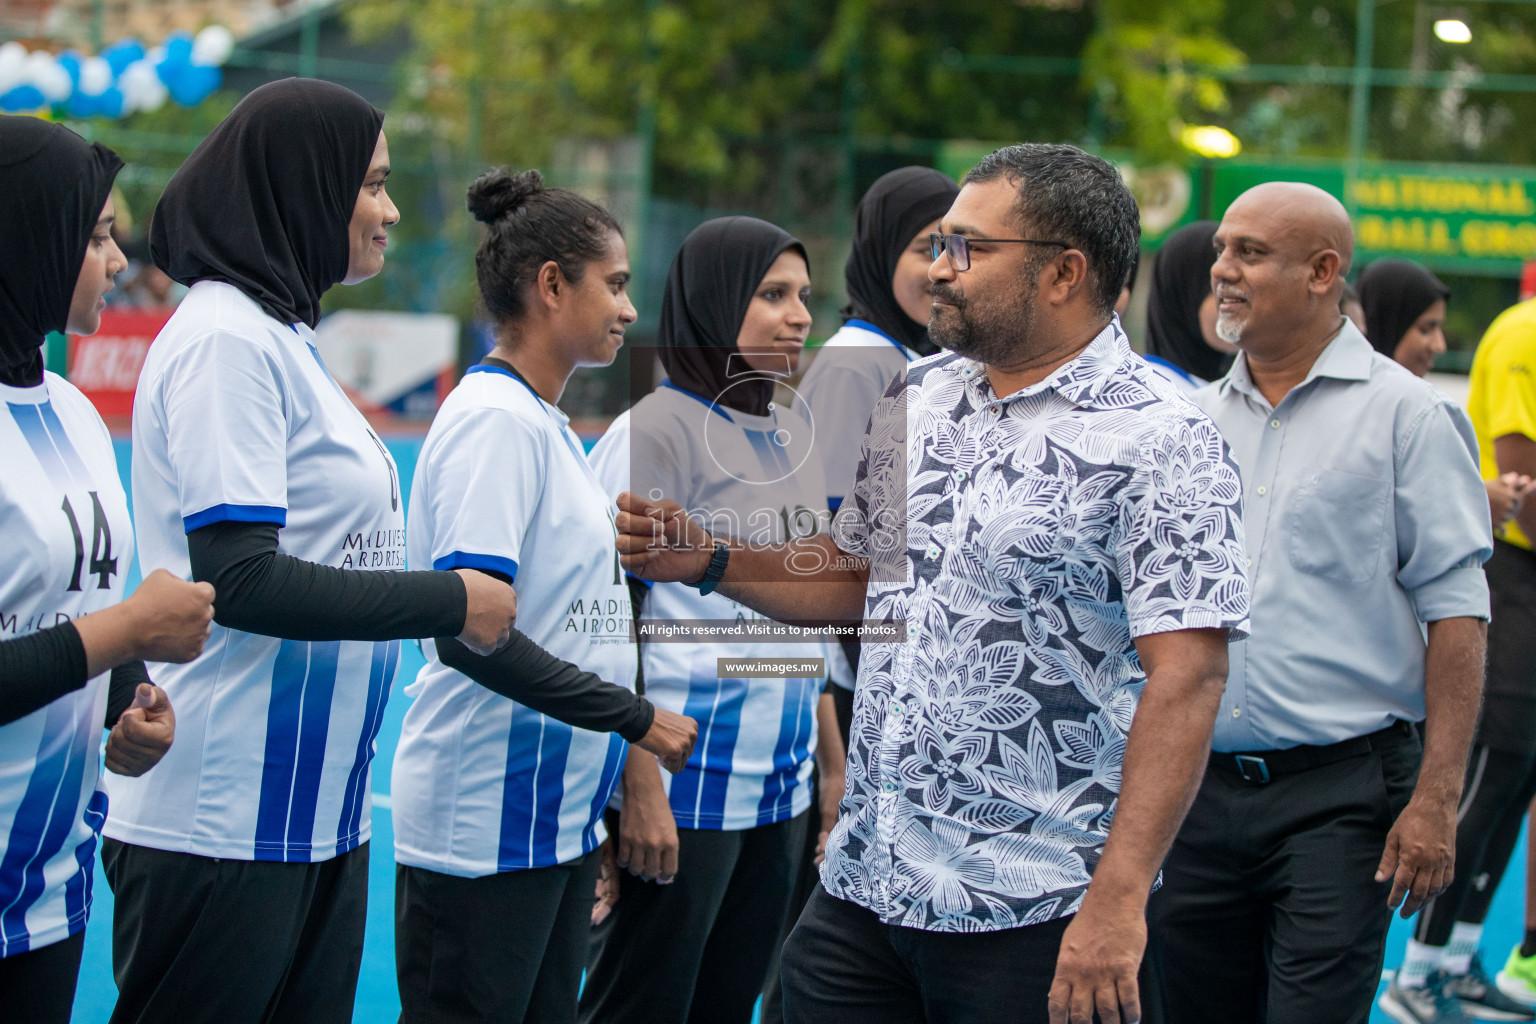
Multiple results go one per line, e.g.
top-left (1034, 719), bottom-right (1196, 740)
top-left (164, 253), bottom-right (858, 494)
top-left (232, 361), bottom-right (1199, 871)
top-left (0, 624), bottom-right (150, 728)
top-left (106, 660), bottom-right (151, 727)
top-left (0, 622), bottom-right (88, 727)
top-left (187, 521), bottom-right (466, 641)
top-left (189, 522), bottom-right (654, 741)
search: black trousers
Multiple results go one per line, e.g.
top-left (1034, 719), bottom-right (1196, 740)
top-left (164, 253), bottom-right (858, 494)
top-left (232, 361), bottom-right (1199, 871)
top-left (0, 928), bottom-right (85, 1024)
top-left (579, 810), bottom-right (809, 1024)
top-left (101, 838), bottom-right (369, 1024)
top-left (396, 848), bottom-right (600, 1024)
top-left (759, 770), bottom-right (828, 1024)
top-left (1150, 723), bottom-right (1421, 1024)
top-left (1415, 744), bottom-right (1536, 945)
top-left (781, 885), bottom-right (1085, 1024)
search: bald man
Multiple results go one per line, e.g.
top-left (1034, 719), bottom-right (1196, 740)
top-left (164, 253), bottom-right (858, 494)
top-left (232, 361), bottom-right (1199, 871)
top-left (1149, 182), bottom-right (1493, 1024)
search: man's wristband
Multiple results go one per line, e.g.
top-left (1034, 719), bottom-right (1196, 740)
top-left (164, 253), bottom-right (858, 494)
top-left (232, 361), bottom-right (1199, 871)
top-left (692, 540), bottom-right (731, 596)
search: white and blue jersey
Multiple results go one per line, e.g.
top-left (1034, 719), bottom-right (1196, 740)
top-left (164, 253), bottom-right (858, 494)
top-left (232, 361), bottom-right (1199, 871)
top-left (0, 373), bottom-right (130, 956)
top-left (391, 366), bottom-right (635, 878)
top-left (589, 384), bottom-right (828, 831)
top-left (106, 281), bottom-right (404, 863)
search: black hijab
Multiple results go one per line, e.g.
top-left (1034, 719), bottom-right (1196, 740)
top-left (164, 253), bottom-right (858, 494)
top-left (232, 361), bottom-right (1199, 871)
top-left (1146, 220), bottom-right (1231, 382)
top-left (0, 116), bottom-right (122, 388)
top-left (843, 166), bottom-right (958, 357)
top-left (1357, 259), bottom-right (1450, 358)
top-left (150, 78), bottom-right (384, 329)
top-left (657, 217), bottom-right (807, 417)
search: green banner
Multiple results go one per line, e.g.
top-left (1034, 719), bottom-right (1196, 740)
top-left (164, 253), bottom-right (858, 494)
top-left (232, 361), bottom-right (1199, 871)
top-left (1208, 161), bottom-right (1536, 274)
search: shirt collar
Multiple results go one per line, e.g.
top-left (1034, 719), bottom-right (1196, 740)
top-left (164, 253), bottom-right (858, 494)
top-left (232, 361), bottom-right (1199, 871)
top-left (1220, 316), bottom-right (1374, 403)
top-left (951, 317), bottom-right (1133, 411)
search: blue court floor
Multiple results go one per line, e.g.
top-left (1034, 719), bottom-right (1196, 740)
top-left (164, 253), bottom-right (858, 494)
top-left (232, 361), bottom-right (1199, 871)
top-left (65, 439), bottom-right (1529, 1023)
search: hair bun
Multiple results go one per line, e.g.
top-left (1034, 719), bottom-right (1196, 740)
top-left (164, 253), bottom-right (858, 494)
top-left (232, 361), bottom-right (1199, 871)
top-left (467, 168), bottom-right (543, 224)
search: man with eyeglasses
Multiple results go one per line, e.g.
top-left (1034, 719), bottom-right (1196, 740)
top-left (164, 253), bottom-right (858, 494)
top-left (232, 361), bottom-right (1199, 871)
top-left (614, 142), bottom-right (1250, 1024)
top-left (1148, 182), bottom-right (1492, 1024)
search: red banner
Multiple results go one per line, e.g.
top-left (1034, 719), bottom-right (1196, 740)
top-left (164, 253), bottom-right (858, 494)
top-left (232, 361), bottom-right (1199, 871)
top-left (67, 308), bottom-right (174, 418)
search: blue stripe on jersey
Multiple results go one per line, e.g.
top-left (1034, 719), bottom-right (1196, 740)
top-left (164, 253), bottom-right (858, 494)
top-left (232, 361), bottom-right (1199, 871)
top-left (34, 401), bottom-right (91, 484)
top-left (582, 733), bottom-right (628, 851)
top-left (432, 551), bottom-right (519, 581)
top-left (336, 640), bottom-right (398, 855)
top-left (182, 503), bottom-right (288, 533)
top-left (668, 666), bottom-right (749, 827)
top-left (63, 790), bottom-right (108, 929)
top-left (254, 641), bottom-right (341, 863)
top-left (742, 429), bottom-right (795, 483)
top-left (7, 401), bottom-right (85, 488)
top-left (0, 697), bottom-right (91, 957)
top-left (827, 496), bottom-right (844, 513)
top-left (755, 677), bottom-right (818, 826)
top-left (496, 711), bottom-right (573, 871)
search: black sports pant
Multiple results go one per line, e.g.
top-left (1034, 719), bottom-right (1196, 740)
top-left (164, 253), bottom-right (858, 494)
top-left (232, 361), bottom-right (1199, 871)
top-left (1414, 744), bottom-right (1536, 945)
top-left (395, 848), bottom-right (600, 1024)
top-left (579, 810), bottom-right (809, 1024)
top-left (1414, 540), bottom-right (1536, 946)
top-left (781, 885), bottom-right (1090, 1024)
top-left (1150, 723), bottom-right (1421, 1024)
top-left (102, 838), bottom-right (369, 1024)
top-left (0, 928), bottom-right (85, 1024)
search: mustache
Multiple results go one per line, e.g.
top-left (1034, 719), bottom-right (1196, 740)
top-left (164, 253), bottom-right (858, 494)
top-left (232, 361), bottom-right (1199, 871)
top-left (931, 284), bottom-right (966, 308)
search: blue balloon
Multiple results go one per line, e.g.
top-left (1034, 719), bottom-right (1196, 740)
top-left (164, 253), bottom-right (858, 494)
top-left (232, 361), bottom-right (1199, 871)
top-left (169, 63), bottom-right (220, 107)
top-left (0, 85), bottom-right (46, 112)
top-left (163, 31), bottom-right (193, 66)
top-left (56, 50), bottom-right (82, 87)
top-left (95, 86), bottom-right (124, 119)
top-left (103, 39), bottom-right (145, 76)
top-left (66, 90), bottom-right (97, 118)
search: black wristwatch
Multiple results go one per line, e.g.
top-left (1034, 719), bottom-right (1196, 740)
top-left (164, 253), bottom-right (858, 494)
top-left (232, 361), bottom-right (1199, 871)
top-left (693, 540), bottom-right (731, 596)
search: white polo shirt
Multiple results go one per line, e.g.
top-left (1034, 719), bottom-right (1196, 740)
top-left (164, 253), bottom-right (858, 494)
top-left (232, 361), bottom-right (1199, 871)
top-left (0, 373), bottom-right (130, 955)
top-left (107, 281), bottom-right (405, 863)
top-left (590, 383), bottom-right (829, 831)
top-left (391, 365), bottom-right (635, 877)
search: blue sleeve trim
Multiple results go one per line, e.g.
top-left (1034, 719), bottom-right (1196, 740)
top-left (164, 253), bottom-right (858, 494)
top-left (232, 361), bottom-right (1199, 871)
top-left (625, 572), bottom-right (654, 589)
top-left (182, 503), bottom-right (288, 533)
top-left (433, 551), bottom-right (519, 581)
top-left (827, 496), bottom-right (844, 513)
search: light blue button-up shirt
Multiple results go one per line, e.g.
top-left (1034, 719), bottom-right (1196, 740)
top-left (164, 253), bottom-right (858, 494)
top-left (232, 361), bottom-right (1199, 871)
top-left (1191, 320), bottom-right (1492, 752)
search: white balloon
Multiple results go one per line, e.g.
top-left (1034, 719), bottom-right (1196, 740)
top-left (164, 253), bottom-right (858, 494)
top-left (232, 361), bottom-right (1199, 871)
top-left (78, 55), bottom-right (112, 96)
top-left (0, 42), bottom-right (27, 94)
top-left (192, 26), bottom-right (234, 67)
top-left (25, 52), bottom-right (72, 103)
top-left (119, 59), bottom-right (167, 113)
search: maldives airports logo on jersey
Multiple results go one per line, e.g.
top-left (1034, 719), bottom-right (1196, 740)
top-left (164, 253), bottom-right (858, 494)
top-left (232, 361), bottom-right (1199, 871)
top-left (339, 528), bottom-right (406, 570)
top-left (564, 596), bottom-right (633, 645)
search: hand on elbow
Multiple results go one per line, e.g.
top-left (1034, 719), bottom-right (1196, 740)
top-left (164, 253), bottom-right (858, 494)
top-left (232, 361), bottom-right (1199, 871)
top-left (105, 683), bottom-right (175, 776)
top-left (456, 569), bottom-right (517, 655)
top-left (636, 708), bottom-right (699, 774)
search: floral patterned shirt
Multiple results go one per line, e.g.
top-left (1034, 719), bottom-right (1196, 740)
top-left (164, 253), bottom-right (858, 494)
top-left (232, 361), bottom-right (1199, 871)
top-left (822, 320), bottom-right (1251, 932)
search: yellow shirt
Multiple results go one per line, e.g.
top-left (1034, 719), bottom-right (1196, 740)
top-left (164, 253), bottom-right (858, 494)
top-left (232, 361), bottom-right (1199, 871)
top-left (1468, 297), bottom-right (1536, 550)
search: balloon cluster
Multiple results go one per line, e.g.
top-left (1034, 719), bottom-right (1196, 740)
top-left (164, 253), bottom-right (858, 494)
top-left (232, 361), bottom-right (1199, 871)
top-left (0, 26), bottom-right (234, 117)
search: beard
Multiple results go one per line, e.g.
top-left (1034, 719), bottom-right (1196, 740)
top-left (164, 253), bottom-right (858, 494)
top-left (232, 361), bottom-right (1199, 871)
top-left (1215, 310), bottom-right (1245, 346)
top-left (928, 279), bottom-right (1038, 367)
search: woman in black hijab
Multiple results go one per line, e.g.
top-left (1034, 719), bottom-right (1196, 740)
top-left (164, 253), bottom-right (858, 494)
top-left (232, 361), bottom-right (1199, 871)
top-left (1357, 258), bottom-right (1451, 378)
top-left (1144, 219), bottom-right (1236, 388)
top-left (0, 115), bottom-right (214, 1024)
top-left (582, 217), bottom-right (846, 1024)
top-left (101, 79), bottom-right (523, 1024)
top-left (656, 216), bottom-right (812, 414)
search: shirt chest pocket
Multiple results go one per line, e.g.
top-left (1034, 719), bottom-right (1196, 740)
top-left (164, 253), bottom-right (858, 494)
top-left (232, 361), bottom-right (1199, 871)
top-left (1286, 467), bottom-right (1390, 583)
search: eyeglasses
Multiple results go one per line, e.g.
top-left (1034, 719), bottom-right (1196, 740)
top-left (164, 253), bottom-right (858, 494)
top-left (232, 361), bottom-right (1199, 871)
top-left (929, 232), bottom-right (1069, 272)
